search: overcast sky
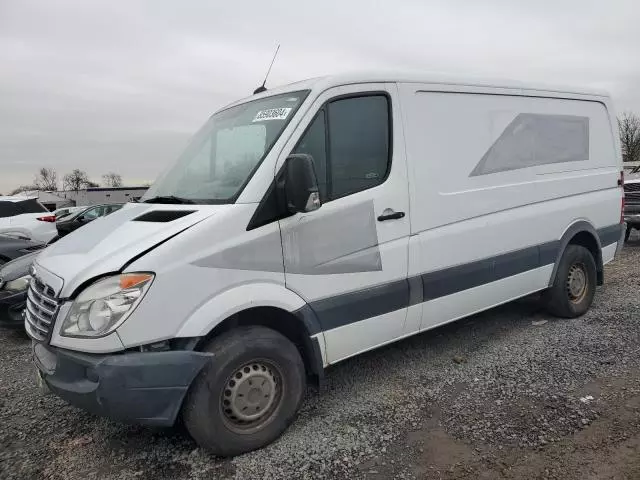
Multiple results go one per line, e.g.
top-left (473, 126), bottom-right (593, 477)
top-left (1, 0), bottom-right (639, 194)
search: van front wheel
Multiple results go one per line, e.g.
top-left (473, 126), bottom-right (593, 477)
top-left (545, 245), bottom-right (597, 318)
top-left (182, 326), bottom-right (306, 456)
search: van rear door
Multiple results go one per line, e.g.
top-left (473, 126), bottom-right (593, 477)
top-left (278, 83), bottom-right (412, 364)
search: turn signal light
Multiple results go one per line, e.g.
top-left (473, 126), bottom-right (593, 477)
top-left (119, 273), bottom-right (154, 290)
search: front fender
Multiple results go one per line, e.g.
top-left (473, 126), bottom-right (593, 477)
top-left (175, 282), bottom-right (308, 338)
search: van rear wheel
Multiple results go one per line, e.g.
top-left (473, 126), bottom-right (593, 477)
top-left (545, 244), bottom-right (596, 318)
top-left (182, 326), bottom-right (306, 456)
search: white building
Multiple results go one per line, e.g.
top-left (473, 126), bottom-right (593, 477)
top-left (20, 186), bottom-right (148, 211)
top-left (19, 190), bottom-right (73, 211)
top-left (55, 186), bottom-right (148, 207)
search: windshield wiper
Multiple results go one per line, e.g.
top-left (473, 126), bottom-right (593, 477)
top-left (143, 195), bottom-right (196, 205)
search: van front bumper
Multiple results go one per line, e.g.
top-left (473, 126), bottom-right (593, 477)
top-left (33, 342), bottom-right (211, 426)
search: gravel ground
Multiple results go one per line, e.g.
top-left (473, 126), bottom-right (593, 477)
top-left (2, 241), bottom-right (640, 479)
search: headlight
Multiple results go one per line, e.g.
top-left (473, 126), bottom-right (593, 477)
top-left (4, 275), bottom-right (32, 292)
top-left (61, 273), bottom-right (154, 337)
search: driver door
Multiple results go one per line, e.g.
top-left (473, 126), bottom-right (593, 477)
top-left (277, 83), bottom-right (412, 364)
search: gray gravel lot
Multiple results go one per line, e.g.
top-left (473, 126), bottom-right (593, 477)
top-left (2, 242), bottom-right (640, 479)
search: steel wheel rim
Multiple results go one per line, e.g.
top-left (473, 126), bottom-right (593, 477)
top-left (566, 262), bottom-right (588, 303)
top-left (220, 360), bottom-right (283, 434)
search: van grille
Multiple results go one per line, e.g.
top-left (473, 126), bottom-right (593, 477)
top-left (25, 278), bottom-right (60, 342)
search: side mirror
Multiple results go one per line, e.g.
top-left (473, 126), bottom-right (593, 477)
top-left (283, 154), bottom-right (322, 213)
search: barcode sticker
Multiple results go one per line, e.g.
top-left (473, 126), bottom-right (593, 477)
top-left (253, 107), bottom-right (292, 122)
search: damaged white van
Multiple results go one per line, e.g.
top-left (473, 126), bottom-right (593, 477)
top-left (29, 73), bottom-right (624, 455)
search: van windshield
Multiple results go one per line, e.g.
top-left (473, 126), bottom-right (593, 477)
top-left (142, 91), bottom-right (309, 204)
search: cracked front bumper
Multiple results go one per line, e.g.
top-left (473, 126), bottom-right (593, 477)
top-left (33, 342), bottom-right (212, 426)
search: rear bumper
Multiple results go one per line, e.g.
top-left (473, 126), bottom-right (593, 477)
top-left (33, 342), bottom-right (212, 426)
top-left (624, 214), bottom-right (640, 226)
top-left (624, 202), bottom-right (640, 225)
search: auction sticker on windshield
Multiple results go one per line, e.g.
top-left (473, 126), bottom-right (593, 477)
top-left (253, 107), bottom-right (292, 122)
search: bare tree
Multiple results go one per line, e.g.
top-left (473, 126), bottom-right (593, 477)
top-left (102, 172), bottom-right (123, 187)
top-left (33, 167), bottom-right (58, 191)
top-left (619, 111), bottom-right (640, 163)
top-left (63, 169), bottom-right (90, 191)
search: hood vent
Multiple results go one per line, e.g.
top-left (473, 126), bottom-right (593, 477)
top-left (132, 210), bottom-right (196, 223)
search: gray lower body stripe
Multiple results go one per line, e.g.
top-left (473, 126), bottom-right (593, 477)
top-left (598, 224), bottom-right (623, 247)
top-left (307, 224), bottom-right (621, 333)
top-left (420, 244), bottom-right (554, 302)
top-left (310, 279), bottom-right (409, 332)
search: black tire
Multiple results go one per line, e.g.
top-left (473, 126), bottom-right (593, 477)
top-left (182, 326), bottom-right (306, 456)
top-left (545, 244), bottom-right (597, 318)
top-left (625, 226), bottom-right (632, 242)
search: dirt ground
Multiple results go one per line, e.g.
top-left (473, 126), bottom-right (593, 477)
top-left (379, 372), bottom-right (640, 480)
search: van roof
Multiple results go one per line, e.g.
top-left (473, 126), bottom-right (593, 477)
top-left (224, 71), bottom-right (610, 111)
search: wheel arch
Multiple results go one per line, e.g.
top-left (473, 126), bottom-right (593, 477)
top-left (176, 283), bottom-right (325, 383)
top-left (549, 221), bottom-right (603, 287)
top-left (195, 305), bottom-right (325, 384)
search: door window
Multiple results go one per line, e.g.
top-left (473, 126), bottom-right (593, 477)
top-left (105, 204), bottom-right (123, 215)
top-left (0, 202), bottom-right (18, 218)
top-left (82, 207), bottom-right (101, 220)
top-left (0, 199), bottom-right (48, 217)
top-left (17, 199), bottom-right (49, 213)
top-left (293, 94), bottom-right (390, 202)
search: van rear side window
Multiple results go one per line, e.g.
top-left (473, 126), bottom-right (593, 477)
top-left (294, 94), bottom-right (390, 202)
top-left (471, 113), bottom-right (590, 176)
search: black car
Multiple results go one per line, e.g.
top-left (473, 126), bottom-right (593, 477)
top-left (0, 250), bottom-right (38, 327)
top-left (56, 203), bottom-right (123, 237)
top-left (0, 234), bottom-right (44, 266)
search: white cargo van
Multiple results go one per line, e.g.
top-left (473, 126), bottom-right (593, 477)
top-left (29, 73), bottom-right (624, 455)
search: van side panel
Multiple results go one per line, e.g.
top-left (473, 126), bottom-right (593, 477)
top-left (400, 85), bottom-right (620, 331)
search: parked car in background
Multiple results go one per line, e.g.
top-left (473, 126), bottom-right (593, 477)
top-left (623, 167), bottom-right (640, 241)
top-left (53, 206), bottom-right (83, 220)
top-left (0, 234), bottom-right (45, 266)
top-left (0, 250), bottom-right (38, 328)
top-left (56, 203), bottom-right (124, 237)
top-left (0, 196), bottom-right (57, 243)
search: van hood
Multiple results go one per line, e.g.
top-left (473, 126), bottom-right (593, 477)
top-left (36, 203), bottom-right (228, 297)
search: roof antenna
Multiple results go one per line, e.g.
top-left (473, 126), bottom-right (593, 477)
top-left (253, 44), bottom-right (280, 94)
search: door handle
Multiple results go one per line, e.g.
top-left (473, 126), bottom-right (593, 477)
top-left (377, 211), bottom-right (405, 222)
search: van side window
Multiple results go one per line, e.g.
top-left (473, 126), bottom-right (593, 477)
top-left (328, 95), bottom-right (390, 199)
top-left (293, 94), bottom-right (390, 202)
top-left (471, 114), bottom-right (590, 176)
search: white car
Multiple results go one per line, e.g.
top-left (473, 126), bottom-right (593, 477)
top-left (0, 196), bottom-right (57, 243)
